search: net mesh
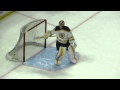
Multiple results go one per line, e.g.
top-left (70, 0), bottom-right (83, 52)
top-left (6, 19), bottom-right (47, 62)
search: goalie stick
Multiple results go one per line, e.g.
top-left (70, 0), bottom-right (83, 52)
top-left (33, 35), bottom-right (56, 40)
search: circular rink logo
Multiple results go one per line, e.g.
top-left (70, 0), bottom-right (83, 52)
top-left (0, 11), bottom-right (3, 14)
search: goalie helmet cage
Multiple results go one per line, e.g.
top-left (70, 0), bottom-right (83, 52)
top-left (6, 19), bottom-right (47, 62)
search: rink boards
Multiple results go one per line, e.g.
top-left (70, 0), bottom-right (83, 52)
top-left (0, 11), bottom-right (14, 20)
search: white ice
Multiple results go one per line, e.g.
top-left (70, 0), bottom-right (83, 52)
top-left (0, 11), bottom-right (120, 79)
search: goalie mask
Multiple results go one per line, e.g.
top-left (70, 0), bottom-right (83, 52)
top-left (59, 20), bottom-right (65, 27)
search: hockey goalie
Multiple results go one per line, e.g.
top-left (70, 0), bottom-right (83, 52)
top-left (43, 20), bottom-right (78, 65)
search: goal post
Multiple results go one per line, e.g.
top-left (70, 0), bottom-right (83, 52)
top-left (6, 19), bottom-right (47, 62)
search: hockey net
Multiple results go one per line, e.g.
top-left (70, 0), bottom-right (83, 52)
top-left (6, 19), bottom-right (47, 62)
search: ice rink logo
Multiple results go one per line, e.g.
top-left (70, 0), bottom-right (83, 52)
top-left (0, 11), bottom-right (3, 14)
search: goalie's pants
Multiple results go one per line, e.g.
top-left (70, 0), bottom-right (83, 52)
top-left (56, 40), bottom-right (70, 51)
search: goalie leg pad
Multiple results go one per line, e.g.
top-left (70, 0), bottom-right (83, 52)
top-left (55, 46), bottom-right (66, 65)
top-left (67, 45), bottom-right (77, 64)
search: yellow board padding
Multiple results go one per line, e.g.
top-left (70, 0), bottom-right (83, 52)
top-left (0, 11), bottom-right (14, 20)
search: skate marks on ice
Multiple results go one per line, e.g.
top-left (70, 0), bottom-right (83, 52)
top-left (24, 47), bottom-right (80, 71)
top-left (78, 54), bottom-right (95, 63)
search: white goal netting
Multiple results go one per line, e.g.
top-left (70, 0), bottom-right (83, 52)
top-left (6, 19), bottom-right (47, 62)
